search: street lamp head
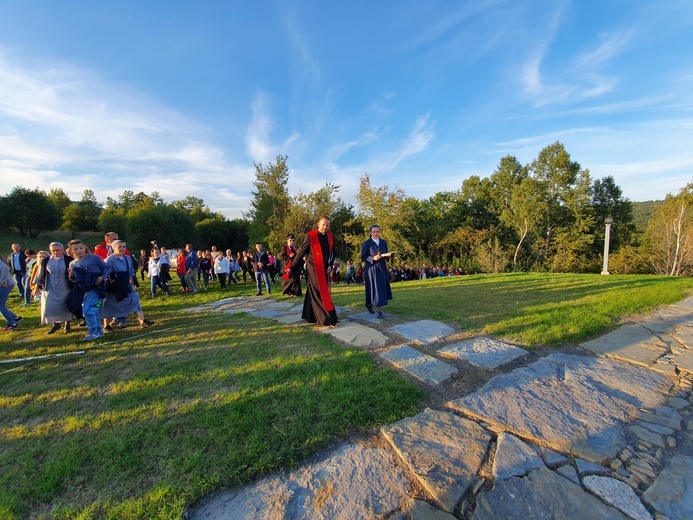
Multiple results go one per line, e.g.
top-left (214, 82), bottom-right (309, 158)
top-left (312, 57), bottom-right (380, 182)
top-left (605, 216), bottom-right (613, 225)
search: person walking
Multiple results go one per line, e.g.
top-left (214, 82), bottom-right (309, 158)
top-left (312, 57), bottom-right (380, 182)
top-left (67, 239), bottom-right (112, 341)
top-left (361, 224), bottom-right (393, 319)
top-left (292, 217), bottom-right (338, 327)
top-left (101, 240), bottom-right (153, 329)
top-left (7, 243), bottom-right (27, 302)
top-left (0, 259), bottom-right (22, 331)
top-left (253, 243), bottom-right (271, 295)
top-left (34, 242), bottom-right (74, 334)
top-left (184, 244), bottom-right (199, 294)
top-left (280, 234), bottom-right (302, 296)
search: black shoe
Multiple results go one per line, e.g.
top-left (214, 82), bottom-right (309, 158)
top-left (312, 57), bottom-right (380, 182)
top-left (14, 316), bottom-right (23, 323)
top-left (104, 325), bottom-right (113, 332)
top-left (255, 292), bottom-right (262, 296)
top-left (78, 320), bottom-right (87, 328)
top-left (366, 304), bottom-right (374, 314)
top-left (63, 323), bottom-right (72, 333)
top-left (47, 323), bottom-right (60, 334)
top-left (140, 319), bottom-right (154, 328)
top-left (377, 311), bottom-right (384, 319)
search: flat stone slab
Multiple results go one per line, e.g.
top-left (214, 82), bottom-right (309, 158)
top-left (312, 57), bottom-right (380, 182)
top-left (581, 324), bottom-right (669, 367)
top-left (248, 309), bottom-right (291, 319)
top-left (642, 455), bottom-right (693, 520)
top-left (381, 345), bottom-right (458, 385)
top-left (188, 443), bottom-right (412, 519)
top-left (319, 321), bottom-right (389, 349)
top-left (275, 313), bottom-right (305, 325)
top-left (493, 432), bottom-right (545, 480)
top-left (583, 475), bottom-right (652, 520)
top-left (349, 311), bottom-right (391, 324)
top-left (448, 354), bottom-right (674, 463)
top-left (381, 408), bottom-right (492, 512)
top-left (473, 467), bottom-right (628, 520)
top-left (265, 300), bottom-right (298, 309)
top-left (439, 337), bottom-right (528, 369)
top-left (386, 319), bottom-right (455, 345)
top-left (672, 351), bottom-right (693, 374)
top-left (638, 306), bottom-right (693, 334)
top-left (392, 498), bottom-right (457, 520)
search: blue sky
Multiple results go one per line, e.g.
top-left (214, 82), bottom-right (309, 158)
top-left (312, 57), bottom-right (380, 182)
top-left (0, 1), bottom-right (691, 219)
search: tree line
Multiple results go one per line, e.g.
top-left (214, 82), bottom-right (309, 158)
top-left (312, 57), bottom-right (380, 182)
top-left (1, 141), bottom-right (691, 274)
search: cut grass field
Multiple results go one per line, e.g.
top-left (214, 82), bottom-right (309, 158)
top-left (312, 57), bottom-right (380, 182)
top-left (1, 272), bottom-right (692, 518)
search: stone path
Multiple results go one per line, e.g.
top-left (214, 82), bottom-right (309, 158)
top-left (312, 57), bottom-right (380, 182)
top-left (188, 295), bottom-right (693, 520)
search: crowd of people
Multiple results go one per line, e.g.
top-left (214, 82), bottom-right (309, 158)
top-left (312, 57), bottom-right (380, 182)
top-left (2, 220), bottom-right (470, 336)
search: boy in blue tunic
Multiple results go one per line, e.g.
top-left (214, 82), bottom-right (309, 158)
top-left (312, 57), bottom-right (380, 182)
top-left (68, 239), bottom-right (112, 341)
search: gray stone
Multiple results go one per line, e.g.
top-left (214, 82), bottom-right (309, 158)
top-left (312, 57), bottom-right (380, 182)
top-left (448, 354), bottom-right (673, 462)
top-left (438, 337), bottom-right (528, 369)
top-left (248, 309), bottom-right (290, 319)
top-left (636, 411), bottom-right (682, 431)
top-left (396, 498), bottom-right (457, 520)
top-left (672, 351), bottom-right (693, 374)
top-left (637, 421), bottom-right (675, 436)
top-left (576, 458), bottom-right (610, 475)
top-left (319, 320), bottom-right (389, 349)
top-left (534, 445), bottom-right (569, 467)
top-left (275, 313), bottom-right (305, 324)
top-left (642, 456), bottom-right (693, 520)
top-left (655, 405), bottom-right (683, 420)
top-left (581, 324), bottom-right (669, 367)
top-left (349, 311), bottom-right (389, 324)
top-left (556, 465), bottom-right (581, 485)
top-left (473, 467), bottom-right (628, 520)
top-left (583, 475), bottom-right (653, 520)
top-left (493, 432), bottom-right (545, 480)
top-left (381, 408), bottom-right (492, 512)
top-left (628, 426), bottom-right (666, 448)
top-left (381, 345), bottom-right (458, 385)
top-left (188, 443), bottom-right (412, 519)
top-left (668, 397), bottom-right (690, 410)
top-left (265, 301), bottom-right (297, 309)
top-left (386, 319), bottom-right (455, 345)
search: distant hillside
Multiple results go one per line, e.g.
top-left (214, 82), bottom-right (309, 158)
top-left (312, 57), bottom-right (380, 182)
top-left (632, 200), bottom-right (663, 232)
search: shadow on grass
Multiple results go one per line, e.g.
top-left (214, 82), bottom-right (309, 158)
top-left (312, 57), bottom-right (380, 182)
top-left (0, 311), bottom-right (424, 518)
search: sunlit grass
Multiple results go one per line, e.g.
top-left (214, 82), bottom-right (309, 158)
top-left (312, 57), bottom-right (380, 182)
top-left (1, 272), bottom-right (692, 518)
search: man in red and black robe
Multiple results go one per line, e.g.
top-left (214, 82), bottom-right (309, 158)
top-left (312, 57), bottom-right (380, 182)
top-left (293, 217), bottom-right (338, 326)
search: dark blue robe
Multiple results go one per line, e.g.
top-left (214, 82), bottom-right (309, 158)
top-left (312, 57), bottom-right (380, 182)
top-left (361, 238), bottom-right (393, 308)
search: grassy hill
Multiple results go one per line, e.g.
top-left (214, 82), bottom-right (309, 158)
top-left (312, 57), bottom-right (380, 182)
top-left (631, 200), bottom-right (662, 233)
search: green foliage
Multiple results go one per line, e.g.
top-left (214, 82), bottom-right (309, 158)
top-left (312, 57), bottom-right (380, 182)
top-left (47, 188), bottom-right (73, 221)
top-left (0, 186), bottom-right (61, 238)
top-left (632, 200), bottom-right (663, 233)
top-left (195, 218), bottom-right (249, 252)
top-left (643, 183), bottom-right (693, 276)
top-left (269, 183), bottom-right (355, 256)
top-left (346, 174), bottom-right (415, 260)
top-left (126, 205), bottom-right (197, 251)
top-left (245, 155), bottom-right (291, 246)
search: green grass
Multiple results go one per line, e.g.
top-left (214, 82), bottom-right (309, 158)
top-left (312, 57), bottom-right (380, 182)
top-left (1, 272), bottom-right (692, 518)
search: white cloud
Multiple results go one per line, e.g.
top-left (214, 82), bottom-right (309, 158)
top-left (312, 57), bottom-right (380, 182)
top-left (245, 92), bottom-right (275, 163)
top-left (0, 50), bottom-right (252, 217)
top-left (391, 114), bottom-right (435, 169)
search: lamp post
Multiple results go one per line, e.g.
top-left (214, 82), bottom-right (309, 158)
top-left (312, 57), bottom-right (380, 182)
top-left (601, 216), bottom-right (613, 275)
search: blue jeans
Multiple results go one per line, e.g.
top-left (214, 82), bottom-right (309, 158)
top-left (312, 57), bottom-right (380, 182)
top-left (255, 270), bottom-right (271, 294)
top-left (0, 284), bottom-right (19, 325)
top-left (83, 290), bottom-right (103, 335)
top-left (13, 272), bottom-right (25, 299)
top-left (23, 274), bottom-right (32, 304)
top-left (151, 275), bottom-right (169, 296)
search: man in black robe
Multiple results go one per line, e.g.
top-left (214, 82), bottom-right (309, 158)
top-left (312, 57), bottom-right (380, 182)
top-left (280, 234), bottom-right (302, 296)
top-left (293, 217), bottom-right (338, 326)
